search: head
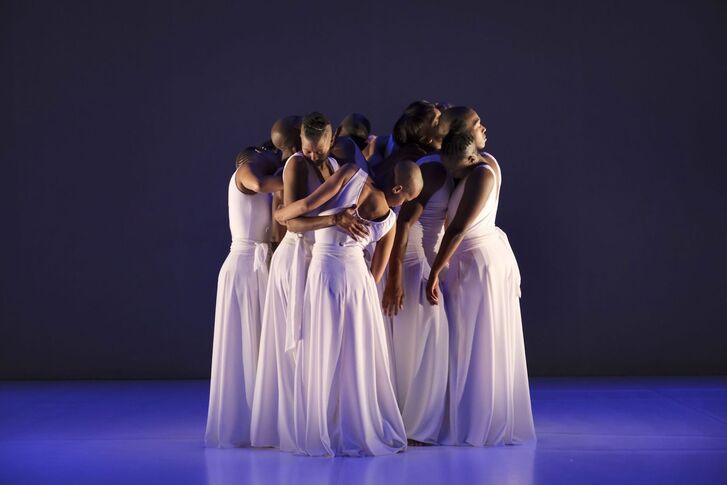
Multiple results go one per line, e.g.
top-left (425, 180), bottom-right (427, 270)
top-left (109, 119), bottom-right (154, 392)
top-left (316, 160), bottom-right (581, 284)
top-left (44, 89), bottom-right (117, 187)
top-left (337, 113), bottom-right (371, 150)
top-left (438, 106), bottom-right (487, 151)
top-left (385, 160), bottom-right (423, 207)
top-left (270, 115), bottom-right (302, 158)
top-left (301, 111), bottom-right (334, 163)
top-left (392, 100), bottom-right (442, 151)
top-left (440, 130), bottom-right (480, 178)
top-left (234, 145), bottom-right (281, 169)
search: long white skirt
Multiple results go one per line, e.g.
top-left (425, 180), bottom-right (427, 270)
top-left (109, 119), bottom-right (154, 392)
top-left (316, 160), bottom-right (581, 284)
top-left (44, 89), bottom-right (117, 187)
top-left (293, 245), bottom-right (407, 457)
top-left (205, 245), bottom-right (268, 447)
top-left (382, 250), bottom-right (448, 443)
top-left (251, 235), bottom-right (309, 452)
top-left (439, 228), bottom-right (536, 446)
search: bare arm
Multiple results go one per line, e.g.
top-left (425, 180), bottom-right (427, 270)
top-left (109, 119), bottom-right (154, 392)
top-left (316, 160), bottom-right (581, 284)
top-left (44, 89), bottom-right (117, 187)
top-left (426, 165), bottom-right (494, 304)
top-left (370, 223), bottom-right (396, 284)
top-left (236, 161), bottom-right (283, 194)
top-left (382, 162), bottom-right (446, 315)
top-left (270, 190), bottom-right (287, 245)
top-left (279, 157), bottom-right (368, 238)
top-left (276, 164), bottom-right (358, 223)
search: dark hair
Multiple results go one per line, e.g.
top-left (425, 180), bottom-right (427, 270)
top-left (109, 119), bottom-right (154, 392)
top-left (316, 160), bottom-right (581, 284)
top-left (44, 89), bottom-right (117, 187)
top-left (441, 130), bottom-right (474, 161)
top-left (392, 100), bottom-right (439, 149)
top-left (339, 113), bottom-right (371, 149)
top-left (439, 106), bottom-right (474, 137)
top-left (259, 139), bottom-right (276, 151)
top-left (302, 111), bottom-right (332, 142)
top-left (234, 146), bottom-right (258, 168)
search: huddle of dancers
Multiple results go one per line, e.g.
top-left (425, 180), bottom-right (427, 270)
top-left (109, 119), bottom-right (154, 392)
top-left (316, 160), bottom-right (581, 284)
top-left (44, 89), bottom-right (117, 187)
top-left (205, 101), bottom-right (536, 457)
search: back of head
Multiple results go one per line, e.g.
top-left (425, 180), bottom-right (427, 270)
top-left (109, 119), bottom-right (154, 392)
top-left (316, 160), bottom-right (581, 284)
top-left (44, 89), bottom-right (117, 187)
top-left (441, 130), bottom-right (475, 166)
top-left (339, 113), bottom-right (371, 139)
top-left (302, 111), bottom-right (332, 143)
top-left (394, 160), bottom-right (424, 200)
top-left (234, 146), bottom-right (259, 168)
top-left (271, 115), bottom-right (302, 152)
top-left (392, 100), bottom-right (439, 150)
top-left (438, 106), bottom-right (474, 139)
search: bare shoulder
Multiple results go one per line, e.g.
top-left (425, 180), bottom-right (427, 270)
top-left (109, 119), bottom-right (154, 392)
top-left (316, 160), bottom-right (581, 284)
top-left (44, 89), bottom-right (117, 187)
top-left (466, 163), bottom-right (495, 189)
top-left (285, 154), bottom-right (308, 175)
top-left (481, 151), bottom-right (498, 164)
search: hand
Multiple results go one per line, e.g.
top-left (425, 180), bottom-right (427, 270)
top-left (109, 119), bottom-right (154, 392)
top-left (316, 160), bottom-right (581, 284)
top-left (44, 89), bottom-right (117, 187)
top-left (334, 205), bottom-right (370, 240)
top-left (425, 272), bottom-right (440, 305)
top-left (382, 275), bottom-right (404, 316)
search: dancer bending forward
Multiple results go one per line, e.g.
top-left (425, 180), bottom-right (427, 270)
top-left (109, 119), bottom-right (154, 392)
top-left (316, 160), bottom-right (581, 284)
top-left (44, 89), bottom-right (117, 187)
top-left (426, 130), bottom-right (536, 446)
top-left (276, 161), bottom-right (423, 456)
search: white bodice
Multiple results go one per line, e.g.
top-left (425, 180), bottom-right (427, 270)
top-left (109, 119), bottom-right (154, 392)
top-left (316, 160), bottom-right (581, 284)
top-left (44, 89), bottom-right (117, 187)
top-left (281, 152), bottom-right (340, 243)
top-left (406, 153), bottom-right (453, 264)
top-left (447, 155), bottom-right (502, 240)
top-left (317, 169), bottom-right (396, 249)
top-left (228, 173), bottom-right (272, 244)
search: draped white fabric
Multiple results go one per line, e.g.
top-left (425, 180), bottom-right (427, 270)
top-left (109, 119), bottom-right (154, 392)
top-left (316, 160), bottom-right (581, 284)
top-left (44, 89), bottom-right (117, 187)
top-left (382, 154), bottom-right (451, 442)
top-left (205, 245), bottom-right (269, 448)
top-left (293, 245), bottom-right (407, 456)
top-left (291, 169), bottom-right (407, 456)
top-left (250, 234), bottom-right (309, 451)
top-left (205, 174), bottom-right (271, 448)
top-left (384, 251), bottom-right (449, 443)
top-left (438, 161), bottom-right (535, 446)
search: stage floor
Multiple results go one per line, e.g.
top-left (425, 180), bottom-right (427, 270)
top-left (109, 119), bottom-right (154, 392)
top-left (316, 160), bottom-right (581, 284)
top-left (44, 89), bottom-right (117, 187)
top-left (1, 378), bottom-right (726, 484)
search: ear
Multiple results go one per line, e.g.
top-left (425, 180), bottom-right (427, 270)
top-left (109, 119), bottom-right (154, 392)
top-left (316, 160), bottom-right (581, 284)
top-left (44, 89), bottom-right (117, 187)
top-left (392, 184), bottom-right (403, 194)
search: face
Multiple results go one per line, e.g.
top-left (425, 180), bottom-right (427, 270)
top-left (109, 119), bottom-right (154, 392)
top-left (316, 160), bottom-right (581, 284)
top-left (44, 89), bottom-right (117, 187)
top-left (462, 110), bottom-right (487, 151)
top-left (428, 108), bottom-right (443, 149)
top-left (301, 126), bottom-right (333, 163)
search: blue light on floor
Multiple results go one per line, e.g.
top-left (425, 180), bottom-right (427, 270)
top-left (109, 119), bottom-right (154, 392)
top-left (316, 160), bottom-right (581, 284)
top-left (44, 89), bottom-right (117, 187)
top-left (1, 378), bottom-right (726, 484)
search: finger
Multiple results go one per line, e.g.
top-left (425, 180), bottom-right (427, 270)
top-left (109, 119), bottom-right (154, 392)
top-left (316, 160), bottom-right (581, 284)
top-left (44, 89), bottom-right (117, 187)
top-left (353, 226), bottom-right (368, 238)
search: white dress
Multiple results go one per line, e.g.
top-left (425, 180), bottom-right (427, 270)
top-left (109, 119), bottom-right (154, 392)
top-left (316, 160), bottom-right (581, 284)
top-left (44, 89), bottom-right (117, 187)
top-left (383, 153), bottom-right (451, 443)
top-left (292, 169), bottom-right (407, 457)
top-left (205, 173), bottom-right (271, 447)
top-left (439, 159), bottom-right (536, 446)
top-left (251, 154), bottom-right (339, 451)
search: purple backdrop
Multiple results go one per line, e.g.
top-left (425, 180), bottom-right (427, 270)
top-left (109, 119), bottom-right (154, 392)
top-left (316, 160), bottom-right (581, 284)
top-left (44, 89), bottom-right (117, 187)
top-left (2, 0), bottom-right (726, 378)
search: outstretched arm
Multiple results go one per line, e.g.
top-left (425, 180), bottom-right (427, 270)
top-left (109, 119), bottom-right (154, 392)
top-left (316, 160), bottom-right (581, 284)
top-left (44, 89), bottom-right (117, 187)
top-left (426, 166), bottom-right (494, 305)
top-left (370, 223), bottom-right (396, 284)
top-left (276, 164), bottom-right (358, 223)
top-left (382, 162), bottom-right (446, 315)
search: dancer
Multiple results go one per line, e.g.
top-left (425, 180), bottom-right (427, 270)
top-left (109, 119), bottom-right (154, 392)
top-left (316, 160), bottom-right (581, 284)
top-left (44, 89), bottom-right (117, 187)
top-left (370, 101), bottom-right (442, 189)
top-left (205, 146), bottom-right (284, 448)
top-left (379, 146), bottom-right (451, 444)
top-left (251, 112), bottom-right (368, 452)
top-left (269, 115), bottom-right (302, 248)
top-left (365, 100), bottom-right (440, 172)
top-left (275, 161), bottom-right (424, 457)
top-left (426, 129), bottom-right (536, 446)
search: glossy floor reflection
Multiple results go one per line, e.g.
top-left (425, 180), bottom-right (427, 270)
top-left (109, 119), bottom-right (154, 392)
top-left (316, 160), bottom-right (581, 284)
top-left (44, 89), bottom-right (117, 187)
top-left (1, 378), bottom-right (726, 484)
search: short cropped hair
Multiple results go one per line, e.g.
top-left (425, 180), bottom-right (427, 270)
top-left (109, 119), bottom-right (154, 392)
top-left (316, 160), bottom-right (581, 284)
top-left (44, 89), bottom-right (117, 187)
top-left (441, 130), bottom-right (474, 161)
top-left (302, 111), bottom-right (332, 142)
